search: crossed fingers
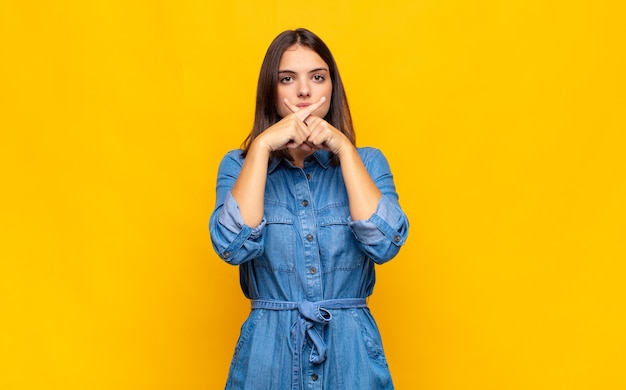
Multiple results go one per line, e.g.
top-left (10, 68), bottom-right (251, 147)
top-left (283, 96), bottom-right (326, 122)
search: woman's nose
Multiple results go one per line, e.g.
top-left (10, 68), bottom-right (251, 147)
top-left (297, 82), bottom-right (311, 97)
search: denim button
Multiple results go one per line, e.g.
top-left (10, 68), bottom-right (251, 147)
top-left (306, 234), bottom-right (314, 242)
top-left (302, 199), bottom-right (309, 207)
top-left (310, 267), bottom-right (316, 274)
top-left (223, 251), bottom-right (230, 259)
top-left (394, 235), bottom-right (401, 243)
top-left (306, 173), bottom-right (311, 180)
top-left (311, 373), bottom-right (318, 381)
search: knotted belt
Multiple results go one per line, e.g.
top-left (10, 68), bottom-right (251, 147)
top-left (251, 298), bottom-right (368, 390)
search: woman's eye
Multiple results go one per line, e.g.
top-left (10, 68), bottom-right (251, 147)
top-left (280, 76), bottom-right (293, 83)
top-left (313, 74), bottom-right (325, 82)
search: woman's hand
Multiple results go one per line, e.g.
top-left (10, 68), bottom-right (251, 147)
top-left (283, 98), bottom-right (351, 157)
top-left (254, 97), bottom-right (327, 153)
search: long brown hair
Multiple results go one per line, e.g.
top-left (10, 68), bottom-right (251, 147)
top-left (241, 28), bottom-right (355, 165)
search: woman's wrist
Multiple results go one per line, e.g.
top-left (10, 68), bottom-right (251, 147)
top-left (334, 138), bottom-right (356, 160)
top-left (249, 135), bottom-right (273, 157)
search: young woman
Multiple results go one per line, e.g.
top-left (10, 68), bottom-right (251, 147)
top-left (210, 28), bottom-right (409, 390)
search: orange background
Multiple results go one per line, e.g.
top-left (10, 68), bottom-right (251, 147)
top-left (1, 1), bottom-right (625, 389)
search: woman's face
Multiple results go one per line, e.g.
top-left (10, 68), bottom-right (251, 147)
top-left (275, 44), bottom-right (332, 119)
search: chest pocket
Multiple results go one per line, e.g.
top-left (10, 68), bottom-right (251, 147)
top-left (318, 205), bottom-right (364, 272)
top-left (256, 204), bottom-right (296, 272)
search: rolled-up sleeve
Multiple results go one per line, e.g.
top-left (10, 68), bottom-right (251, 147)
top-left (348, 148), bottom-right (409, 264)
top-left (209, 151), bottom-right (265, 265)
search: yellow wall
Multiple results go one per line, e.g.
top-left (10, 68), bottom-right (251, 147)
top-left (1, 1), bottom-right (625, 389)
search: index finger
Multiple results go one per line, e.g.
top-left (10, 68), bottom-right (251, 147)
top-left (283, 96), bottom-right (327, 122)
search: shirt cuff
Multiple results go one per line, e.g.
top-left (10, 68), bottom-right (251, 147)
top-left (218, 192), bottom-right (265, 239)
top-left (348, 197), bottom-right (406, 246)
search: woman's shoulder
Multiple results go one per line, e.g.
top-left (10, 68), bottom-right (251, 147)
top-left (355, 146), bottom-right (393, 172)
top-left (216, 149), bottom-right (245, 172)
top-left (355, 146), bottom-right (387, 161)
top-left (224, 149), bottom-right (244, 158)
top-left (220, 149), bottom-right (245, 163)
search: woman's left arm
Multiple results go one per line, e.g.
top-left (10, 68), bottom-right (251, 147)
top-left (345, 147), bottom-right (409, 263)
top-left (336, 144), bottom-right (383, 220)
top-left (304, 114), bottom-right (409, 263)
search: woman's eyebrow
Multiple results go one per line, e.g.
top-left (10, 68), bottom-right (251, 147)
top-left (278, 68), bottom-right (329, 74)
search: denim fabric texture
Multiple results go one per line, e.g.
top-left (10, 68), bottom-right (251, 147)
top-left (209, 148), bottom-right (409, 389)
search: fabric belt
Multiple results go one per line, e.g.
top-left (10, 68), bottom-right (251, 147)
top-left (251, 298), bottom-right (368, 390)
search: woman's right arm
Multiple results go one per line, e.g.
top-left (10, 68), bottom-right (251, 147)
top-left (229, 141), bottom-right (271, 227)
top-left (209, 151), bottom-right (266, 265)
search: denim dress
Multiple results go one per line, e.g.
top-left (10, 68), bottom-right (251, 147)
top-left (209, 148), bottom-right (409, 389)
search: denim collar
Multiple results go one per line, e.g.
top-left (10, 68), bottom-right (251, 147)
top-left (268, 150), bottom-right (332, 174)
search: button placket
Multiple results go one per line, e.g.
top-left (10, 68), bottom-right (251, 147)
top-left (293, 166), bottom-right (323, 301)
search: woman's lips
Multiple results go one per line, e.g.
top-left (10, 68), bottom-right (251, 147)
top-left (296, 103), bottom-right (311, 108)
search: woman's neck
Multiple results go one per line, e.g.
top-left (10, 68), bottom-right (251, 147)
top-left (289, 149), bottom-right (314, 168)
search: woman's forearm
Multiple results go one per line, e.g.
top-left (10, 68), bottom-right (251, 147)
top-left (230, 141), bottom-right (270, 227)
top-left (338, 145), bottom-right (381, 221)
